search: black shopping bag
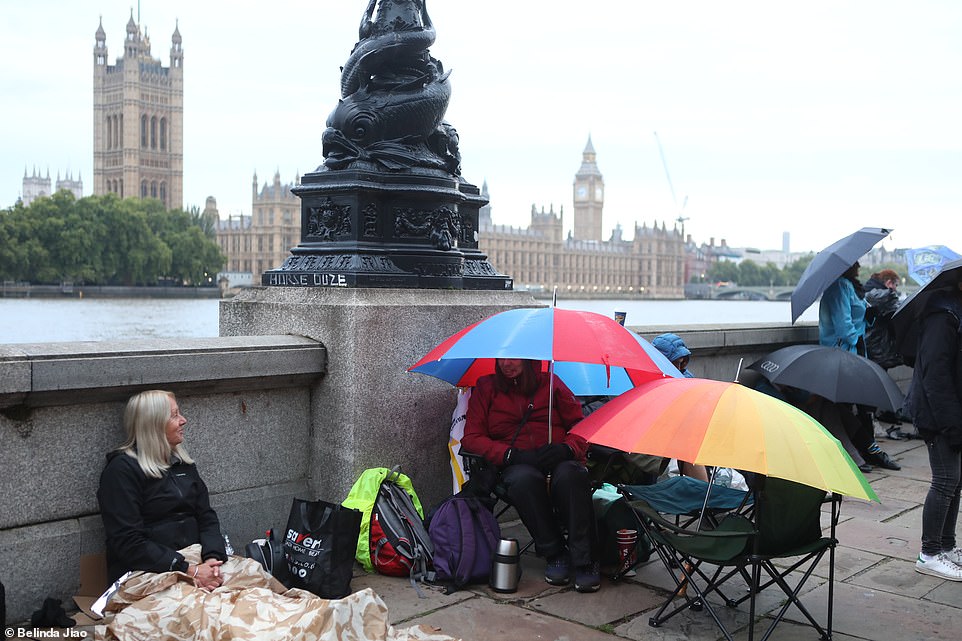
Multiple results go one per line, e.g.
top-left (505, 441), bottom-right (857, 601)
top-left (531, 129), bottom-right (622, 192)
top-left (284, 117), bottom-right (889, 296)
top-left (284, 498), bottom-right (362, 599)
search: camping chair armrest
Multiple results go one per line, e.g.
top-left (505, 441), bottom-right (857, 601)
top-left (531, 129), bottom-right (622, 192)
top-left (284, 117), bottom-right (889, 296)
top-left (459, 449), bottom-right (490, 473)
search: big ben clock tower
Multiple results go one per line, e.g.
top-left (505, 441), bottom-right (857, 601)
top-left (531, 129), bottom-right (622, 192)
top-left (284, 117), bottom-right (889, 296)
top-left (572, 136), bottom-right (604, 241)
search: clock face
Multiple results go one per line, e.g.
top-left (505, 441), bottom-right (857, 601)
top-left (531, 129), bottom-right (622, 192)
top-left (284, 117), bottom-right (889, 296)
top-left (576, 186), bottom-right (587, 199)
top-left (595, 186), bottom-right (604, 199)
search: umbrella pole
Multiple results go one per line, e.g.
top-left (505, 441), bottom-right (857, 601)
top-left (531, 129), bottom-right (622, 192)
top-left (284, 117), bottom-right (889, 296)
top-left (548, 359), bottom-right (555, 444)
top-left (698, 467), bottom-right (718, 531)
top-left (548, 288), bottom-right (557, 445)
top-left (733, 357), bottom-right (744, 383)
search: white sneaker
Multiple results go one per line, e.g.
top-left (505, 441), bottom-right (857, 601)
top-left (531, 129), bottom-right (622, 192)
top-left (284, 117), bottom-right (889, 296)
top-left (916, 554), bottom-right (962, 581)
top-left (942, 548), bottom-right (962, 566)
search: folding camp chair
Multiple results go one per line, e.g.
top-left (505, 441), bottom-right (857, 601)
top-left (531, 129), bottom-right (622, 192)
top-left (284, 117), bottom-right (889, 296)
top-left (738, 477), bottom-right (840, 641)
top-left (626, 476), bottom-right (839, 641)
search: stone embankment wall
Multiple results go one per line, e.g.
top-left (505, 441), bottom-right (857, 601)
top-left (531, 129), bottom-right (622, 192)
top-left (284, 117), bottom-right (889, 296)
top-left (0, 319), bottom-right (911, 622)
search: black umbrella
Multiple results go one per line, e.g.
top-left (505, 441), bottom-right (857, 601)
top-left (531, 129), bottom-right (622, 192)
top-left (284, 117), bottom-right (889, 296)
top-left (892, 258), bottom-right (962, 366)
top-left (747, 344), bottom-right (904, 412)
top-left (790, 227), bottom-right (893, 323)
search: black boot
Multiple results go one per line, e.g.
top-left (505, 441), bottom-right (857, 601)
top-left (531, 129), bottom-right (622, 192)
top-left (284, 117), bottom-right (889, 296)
top-left (865, 450), bottom-right (901, 471)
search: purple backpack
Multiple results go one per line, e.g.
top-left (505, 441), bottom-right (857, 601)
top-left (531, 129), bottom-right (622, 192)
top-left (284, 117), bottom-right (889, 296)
top-left (427, 497), bottom-right (501, 593)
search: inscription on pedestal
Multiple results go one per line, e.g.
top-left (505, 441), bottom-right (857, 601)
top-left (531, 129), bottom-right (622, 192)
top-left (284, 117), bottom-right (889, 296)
top-left (266, 272), bottom-right (348, 287)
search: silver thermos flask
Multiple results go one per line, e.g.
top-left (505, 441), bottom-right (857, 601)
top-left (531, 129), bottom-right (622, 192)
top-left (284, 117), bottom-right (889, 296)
top-left (490, 538), bottom-right (521, 593)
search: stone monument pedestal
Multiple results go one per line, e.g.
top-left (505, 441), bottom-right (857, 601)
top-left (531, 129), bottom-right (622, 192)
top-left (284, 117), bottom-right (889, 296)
top-left (261, 168), bottom-right (511, 291)
top-left (219, 287), bottom-right (538, 506)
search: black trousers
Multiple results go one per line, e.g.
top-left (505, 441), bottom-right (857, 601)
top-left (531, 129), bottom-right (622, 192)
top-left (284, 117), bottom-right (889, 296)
top-left (500, 460), bottom-right (596, 566)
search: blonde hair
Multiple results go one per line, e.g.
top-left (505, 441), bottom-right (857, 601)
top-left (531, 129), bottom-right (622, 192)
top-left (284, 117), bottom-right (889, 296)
top-left (119, 390), bottom-right (193, 478)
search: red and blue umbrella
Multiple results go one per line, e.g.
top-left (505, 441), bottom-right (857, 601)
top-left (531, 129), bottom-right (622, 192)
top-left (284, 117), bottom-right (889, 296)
top-left (408, 307), bottom-right (680, 395)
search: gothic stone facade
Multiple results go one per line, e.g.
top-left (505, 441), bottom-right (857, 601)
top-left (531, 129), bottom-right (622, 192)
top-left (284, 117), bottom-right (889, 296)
top-left (478, 139), bottom-right (685, 298)
top-left (20, 169), bottom-right (83, 206)
top-left (93, 14), bottom-right (183, 209)
top-left (215, 172), bottom-right (301, 278)
top-left (480, 205), bottom-right (685, 298)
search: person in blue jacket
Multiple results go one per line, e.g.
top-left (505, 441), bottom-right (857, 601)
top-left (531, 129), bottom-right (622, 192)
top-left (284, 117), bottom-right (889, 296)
top-left (819, 262), bottom-right (867, 353)
top-left (817, 262), bottom-right (900, 470)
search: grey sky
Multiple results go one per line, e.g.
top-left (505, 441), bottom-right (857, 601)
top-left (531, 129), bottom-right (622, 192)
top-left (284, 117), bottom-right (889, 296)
top-left (2, 0), bottom-right (960, 254)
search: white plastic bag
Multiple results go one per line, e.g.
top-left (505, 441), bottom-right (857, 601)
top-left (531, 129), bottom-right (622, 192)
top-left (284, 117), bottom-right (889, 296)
top-left (448, 388), bottom-right (471, 493)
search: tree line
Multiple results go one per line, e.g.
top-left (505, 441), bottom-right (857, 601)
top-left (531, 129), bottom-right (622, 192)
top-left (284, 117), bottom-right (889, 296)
top-left (699, 254), bottom-right (906, 287)
top-left (0, 192), bottom-right (225, 286)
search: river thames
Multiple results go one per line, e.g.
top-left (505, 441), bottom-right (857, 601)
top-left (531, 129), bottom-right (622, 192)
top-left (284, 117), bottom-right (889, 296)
top-left (0, 296), bottom-right (819, 344)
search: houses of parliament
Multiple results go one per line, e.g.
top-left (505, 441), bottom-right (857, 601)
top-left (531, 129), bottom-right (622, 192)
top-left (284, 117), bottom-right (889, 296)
top-left (213, 139), bottom-right (685, 298)
top-left (86, 14), bottom-right (684, 297)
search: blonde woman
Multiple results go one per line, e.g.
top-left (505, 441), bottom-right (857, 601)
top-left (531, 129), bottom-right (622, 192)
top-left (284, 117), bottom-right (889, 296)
top-left (97, 390), bottom-right (226, 591)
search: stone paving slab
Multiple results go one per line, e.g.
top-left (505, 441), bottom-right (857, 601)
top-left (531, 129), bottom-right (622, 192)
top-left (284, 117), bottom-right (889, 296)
top-left (840, 494), bottom-right (916, 522)
top-left (834, 515), bottom-right (919, 561)
top-left (783, 580), bottom-right (961, 641)
top-left (884, 446), bottom-right (933, 484)
top-left (846, 556), bottom-right (945, 598)
top-left (407, 595), bottom-right (618, 641)
top-left (351, 572), bottom-right (474, 625)
top-left (883, 504), bottom-right (922, 529)
top-left (528, 578), bottom-right (664, 627)
top-left (869, 475), bottom-right (931, 504)
top-left (626, 557), bottom-right (684, 593)
top-left (770, 542), bottom-right (882, 583)
top-left (613, 593), bottom-right (754, 641)
top-left (827, 545), bottom-right (887, 582)
top-left (925, 579), bottom-right (962, 609)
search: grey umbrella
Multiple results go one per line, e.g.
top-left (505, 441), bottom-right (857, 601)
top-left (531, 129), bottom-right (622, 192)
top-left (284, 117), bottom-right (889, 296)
top-left (892, 257), bottom-right (962, 366)
top-left (790, 227), bottom-right (893, 323)
top-left (747, 344), bottom-right (904, 412)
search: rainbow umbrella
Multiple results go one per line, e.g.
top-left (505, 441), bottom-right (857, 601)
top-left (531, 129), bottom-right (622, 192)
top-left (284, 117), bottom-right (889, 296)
top-left (570, 377), bottom-right (878, 501)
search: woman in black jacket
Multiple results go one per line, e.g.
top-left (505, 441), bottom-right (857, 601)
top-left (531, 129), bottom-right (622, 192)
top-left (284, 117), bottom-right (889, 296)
top-left (908, 280), bottom-right (962, 581)
top-left (97, 390), bottom-right (227, 590)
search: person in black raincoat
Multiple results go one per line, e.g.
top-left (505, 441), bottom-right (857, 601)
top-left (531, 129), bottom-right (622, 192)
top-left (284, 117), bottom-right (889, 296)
top-left (907, 278), bottom-right (962, 581)
top-left (98, 390), bottom-right (227, 590)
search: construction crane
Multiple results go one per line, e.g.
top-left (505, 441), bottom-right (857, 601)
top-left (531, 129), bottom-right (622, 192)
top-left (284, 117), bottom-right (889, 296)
top-left (653, 131), bottom-right (689, 237)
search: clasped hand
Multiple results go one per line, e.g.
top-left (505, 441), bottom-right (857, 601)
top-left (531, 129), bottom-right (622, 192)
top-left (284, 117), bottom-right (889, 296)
top-left (190, 558), bottom-right (225, 591)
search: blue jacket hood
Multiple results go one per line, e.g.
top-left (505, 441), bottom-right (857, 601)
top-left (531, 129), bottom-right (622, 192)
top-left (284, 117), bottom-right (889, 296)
top-left (651, 333), bottom-right (691, 363)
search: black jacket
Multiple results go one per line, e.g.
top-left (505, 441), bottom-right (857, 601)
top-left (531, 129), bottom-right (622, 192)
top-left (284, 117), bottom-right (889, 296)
top-left (97, 450), bottom-right (226, 582)
top-left (907, 290), bottom-right (962, 446)
top-left (864, 278), bottom-right (902, 369)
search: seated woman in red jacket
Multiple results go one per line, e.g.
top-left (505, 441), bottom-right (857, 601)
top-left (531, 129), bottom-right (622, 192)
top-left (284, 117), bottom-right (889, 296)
top-left (97, 390), bottom-right (227, 591)
top-left (461, 358), bottom-right (600, 592)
